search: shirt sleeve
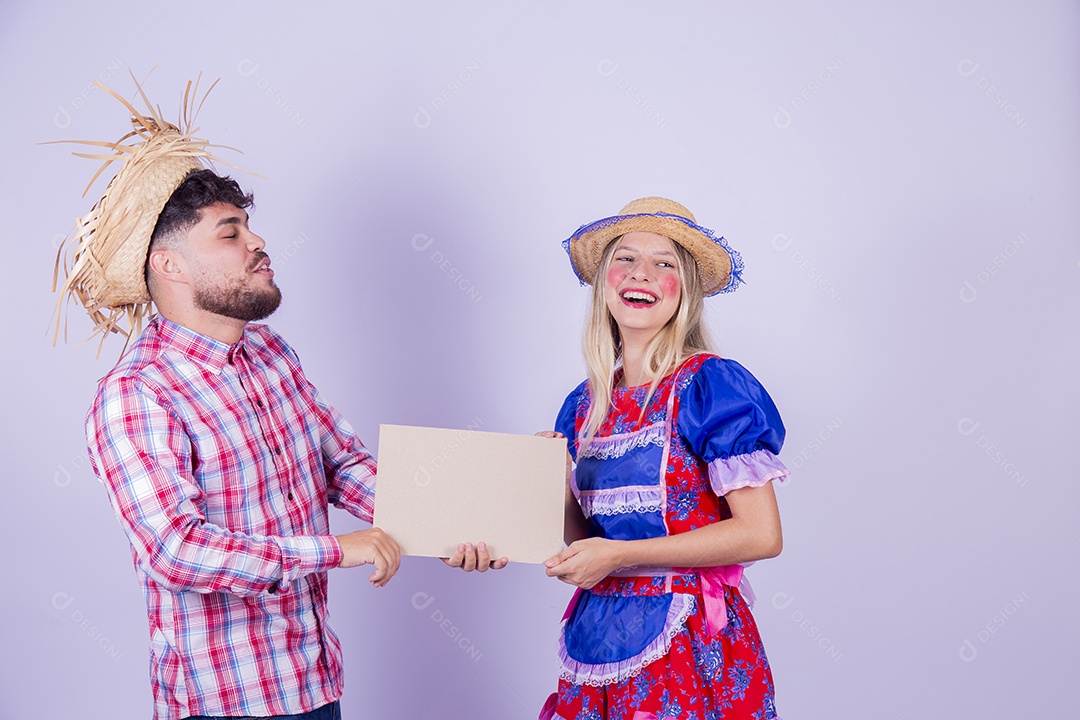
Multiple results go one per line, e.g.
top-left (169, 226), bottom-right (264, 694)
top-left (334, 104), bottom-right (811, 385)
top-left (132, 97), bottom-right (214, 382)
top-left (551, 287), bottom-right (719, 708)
top-left (311, 385), bottom-right (378, 524)
top-left (87, 375), bottom-right (343, 597)
top-left (271, 331), bottom-right (378, 524)
top-left (676, 358), bottom-right (791, 496)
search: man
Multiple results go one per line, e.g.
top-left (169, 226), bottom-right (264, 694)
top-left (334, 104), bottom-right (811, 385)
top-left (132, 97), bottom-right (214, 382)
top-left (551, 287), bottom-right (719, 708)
top-left (59, 79), bottom-right (501, 720)
top-left (85, 168), bottom-right (403, 719)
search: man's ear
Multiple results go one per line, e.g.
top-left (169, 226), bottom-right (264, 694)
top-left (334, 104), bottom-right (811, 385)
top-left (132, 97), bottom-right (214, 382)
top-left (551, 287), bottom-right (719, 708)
top-left (146, 247), bottom-right (186, 285)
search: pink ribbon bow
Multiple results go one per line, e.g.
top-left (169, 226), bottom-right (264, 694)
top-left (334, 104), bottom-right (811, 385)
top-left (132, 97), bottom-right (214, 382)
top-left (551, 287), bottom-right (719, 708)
top-left (677, 564), bottom-right (747, 636)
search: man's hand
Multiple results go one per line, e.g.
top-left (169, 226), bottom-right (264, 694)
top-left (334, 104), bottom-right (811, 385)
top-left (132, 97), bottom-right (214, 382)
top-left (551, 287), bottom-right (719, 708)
top-left (335, 528), bottom-right (401, 587)
top-left (443, 542), bottom-right (509, 572)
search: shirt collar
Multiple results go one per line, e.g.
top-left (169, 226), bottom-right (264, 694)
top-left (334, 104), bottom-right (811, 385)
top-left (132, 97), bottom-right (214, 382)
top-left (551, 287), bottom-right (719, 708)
top-left (151, 316), bottom-right (247, 373)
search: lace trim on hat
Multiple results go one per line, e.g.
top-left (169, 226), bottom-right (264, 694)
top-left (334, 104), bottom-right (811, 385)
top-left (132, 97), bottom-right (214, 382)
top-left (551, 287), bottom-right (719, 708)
top-left (563, 212), bottom-right (745, 294)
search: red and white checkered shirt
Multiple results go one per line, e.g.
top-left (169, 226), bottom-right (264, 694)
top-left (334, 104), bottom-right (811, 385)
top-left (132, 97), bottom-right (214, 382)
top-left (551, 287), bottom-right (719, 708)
top-left (86, 316), bottom-right (377, 720)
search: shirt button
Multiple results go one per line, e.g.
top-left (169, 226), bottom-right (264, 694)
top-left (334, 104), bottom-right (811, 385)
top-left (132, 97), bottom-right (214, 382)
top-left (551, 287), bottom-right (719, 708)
top-left (287, 492), bottom-right (294, 501)
top-left (255, 399), bottom-right (264, 408)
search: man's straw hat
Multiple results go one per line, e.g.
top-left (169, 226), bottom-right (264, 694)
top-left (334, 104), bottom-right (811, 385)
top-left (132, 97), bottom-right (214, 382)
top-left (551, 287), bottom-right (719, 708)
top-left (563, 197), bottom-right (743, 296)
top-left (51, 73), bottom-right (243, 351)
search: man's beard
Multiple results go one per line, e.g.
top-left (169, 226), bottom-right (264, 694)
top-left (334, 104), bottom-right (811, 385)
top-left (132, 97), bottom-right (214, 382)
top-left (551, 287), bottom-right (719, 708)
top-left (191, 254), bottom-right (282, 322)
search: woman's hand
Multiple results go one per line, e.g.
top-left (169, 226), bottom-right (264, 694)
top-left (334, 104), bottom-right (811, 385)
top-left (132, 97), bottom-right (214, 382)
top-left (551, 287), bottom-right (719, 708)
top-left (535, 431), bottom-right (563, 439)
top-left (442, 542), bottom-right (509, 572)
top-left (544, 537), bottom-right (624, 589)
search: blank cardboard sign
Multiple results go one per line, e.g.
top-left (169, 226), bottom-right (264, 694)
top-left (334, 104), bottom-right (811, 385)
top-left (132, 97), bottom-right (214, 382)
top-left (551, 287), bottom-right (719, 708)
top-left (373, 424), bottom-right (567, 564)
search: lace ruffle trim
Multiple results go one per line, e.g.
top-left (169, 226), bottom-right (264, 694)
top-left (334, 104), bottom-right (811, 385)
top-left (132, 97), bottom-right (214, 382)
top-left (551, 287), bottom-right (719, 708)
top-left (578, 486), bottom-right (663, 518)
top-left (557, 593), bottom-right (696, 687)
top-left (578, 423), bottom-right (665, 461)
top-left (707, 449), bottom-right (790, 496)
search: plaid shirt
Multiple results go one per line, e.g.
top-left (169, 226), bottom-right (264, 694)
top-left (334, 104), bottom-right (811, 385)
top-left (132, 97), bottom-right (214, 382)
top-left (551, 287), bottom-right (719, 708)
top-left (86, 316), bottom-right (377, 720)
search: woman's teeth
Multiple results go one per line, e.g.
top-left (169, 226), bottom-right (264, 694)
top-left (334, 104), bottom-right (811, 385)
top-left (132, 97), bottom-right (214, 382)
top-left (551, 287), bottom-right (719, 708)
top-left (622, 290), bottom-right (657, 304)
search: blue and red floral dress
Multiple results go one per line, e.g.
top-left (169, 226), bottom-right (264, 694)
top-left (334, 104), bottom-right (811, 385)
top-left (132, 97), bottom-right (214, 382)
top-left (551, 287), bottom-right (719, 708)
top-left (541, 354), bottom-right (790, 720)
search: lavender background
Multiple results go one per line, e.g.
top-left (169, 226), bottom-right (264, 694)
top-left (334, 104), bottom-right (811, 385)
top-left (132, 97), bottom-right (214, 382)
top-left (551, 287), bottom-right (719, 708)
top-left (1, 2), bottom-right (1077, 718)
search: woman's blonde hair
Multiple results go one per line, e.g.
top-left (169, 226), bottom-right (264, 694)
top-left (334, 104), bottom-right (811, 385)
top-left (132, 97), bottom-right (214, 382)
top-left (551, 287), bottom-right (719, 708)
top-left (579, 236), bottom-right (715, 449)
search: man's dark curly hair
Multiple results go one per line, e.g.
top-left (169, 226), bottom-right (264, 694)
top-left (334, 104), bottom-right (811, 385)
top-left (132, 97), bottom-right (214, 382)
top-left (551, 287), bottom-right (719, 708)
top-left (149, 169), bottom-right (255, 247)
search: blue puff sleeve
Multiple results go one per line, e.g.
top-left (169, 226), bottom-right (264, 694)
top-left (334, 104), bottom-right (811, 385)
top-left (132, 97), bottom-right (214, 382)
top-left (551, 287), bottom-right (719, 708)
top-left (555, 381), bottom-right (587, 462)
top-left (677, 358), bottom-right (790, 496)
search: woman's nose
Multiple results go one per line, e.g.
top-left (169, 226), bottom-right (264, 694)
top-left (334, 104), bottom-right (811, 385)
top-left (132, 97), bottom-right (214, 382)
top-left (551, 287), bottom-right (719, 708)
top-left (629, 260), bottom-right (652, 281)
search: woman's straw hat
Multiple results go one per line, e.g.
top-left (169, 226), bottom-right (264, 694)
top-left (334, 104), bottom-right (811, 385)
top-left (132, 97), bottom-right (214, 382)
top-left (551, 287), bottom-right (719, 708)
top-left (563, 197), bottom-right (743, 296)
top-left (51, 73), bottom-right (244, 351)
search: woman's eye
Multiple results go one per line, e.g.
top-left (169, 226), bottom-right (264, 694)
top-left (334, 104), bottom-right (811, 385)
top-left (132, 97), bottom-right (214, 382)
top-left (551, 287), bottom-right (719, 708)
top-left (658, 261), bottom-right (674, 268)
top-left (616, 255), bottom-right (635, 262)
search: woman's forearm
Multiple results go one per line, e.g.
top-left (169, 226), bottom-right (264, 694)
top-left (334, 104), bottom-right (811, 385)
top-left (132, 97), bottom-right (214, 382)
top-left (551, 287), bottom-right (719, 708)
top-left (616, 483), bottom-right (782, 568)
top-left (616, 515), bottom-right (781, 568)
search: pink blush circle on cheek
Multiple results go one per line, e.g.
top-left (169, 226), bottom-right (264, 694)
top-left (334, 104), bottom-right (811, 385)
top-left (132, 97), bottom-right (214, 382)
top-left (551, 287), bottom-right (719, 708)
top-left (659, 274), bottom-right (680, 296)
top-left (605, 266), bottom-right (628, 288)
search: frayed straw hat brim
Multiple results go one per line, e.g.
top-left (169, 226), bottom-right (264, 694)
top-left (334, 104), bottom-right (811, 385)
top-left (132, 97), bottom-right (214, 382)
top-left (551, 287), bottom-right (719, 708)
top-left (49, 72), bottom-right (252, 355)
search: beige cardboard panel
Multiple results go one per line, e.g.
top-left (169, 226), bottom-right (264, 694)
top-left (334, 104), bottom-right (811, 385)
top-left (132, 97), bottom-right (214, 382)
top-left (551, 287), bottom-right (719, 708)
top-left (372, 424), bottom-right (566, 564)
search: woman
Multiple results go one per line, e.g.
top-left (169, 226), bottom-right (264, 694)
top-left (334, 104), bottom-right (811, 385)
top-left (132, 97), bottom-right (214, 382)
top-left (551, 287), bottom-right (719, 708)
top-left (539, 197), bottom-right (789, 720)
